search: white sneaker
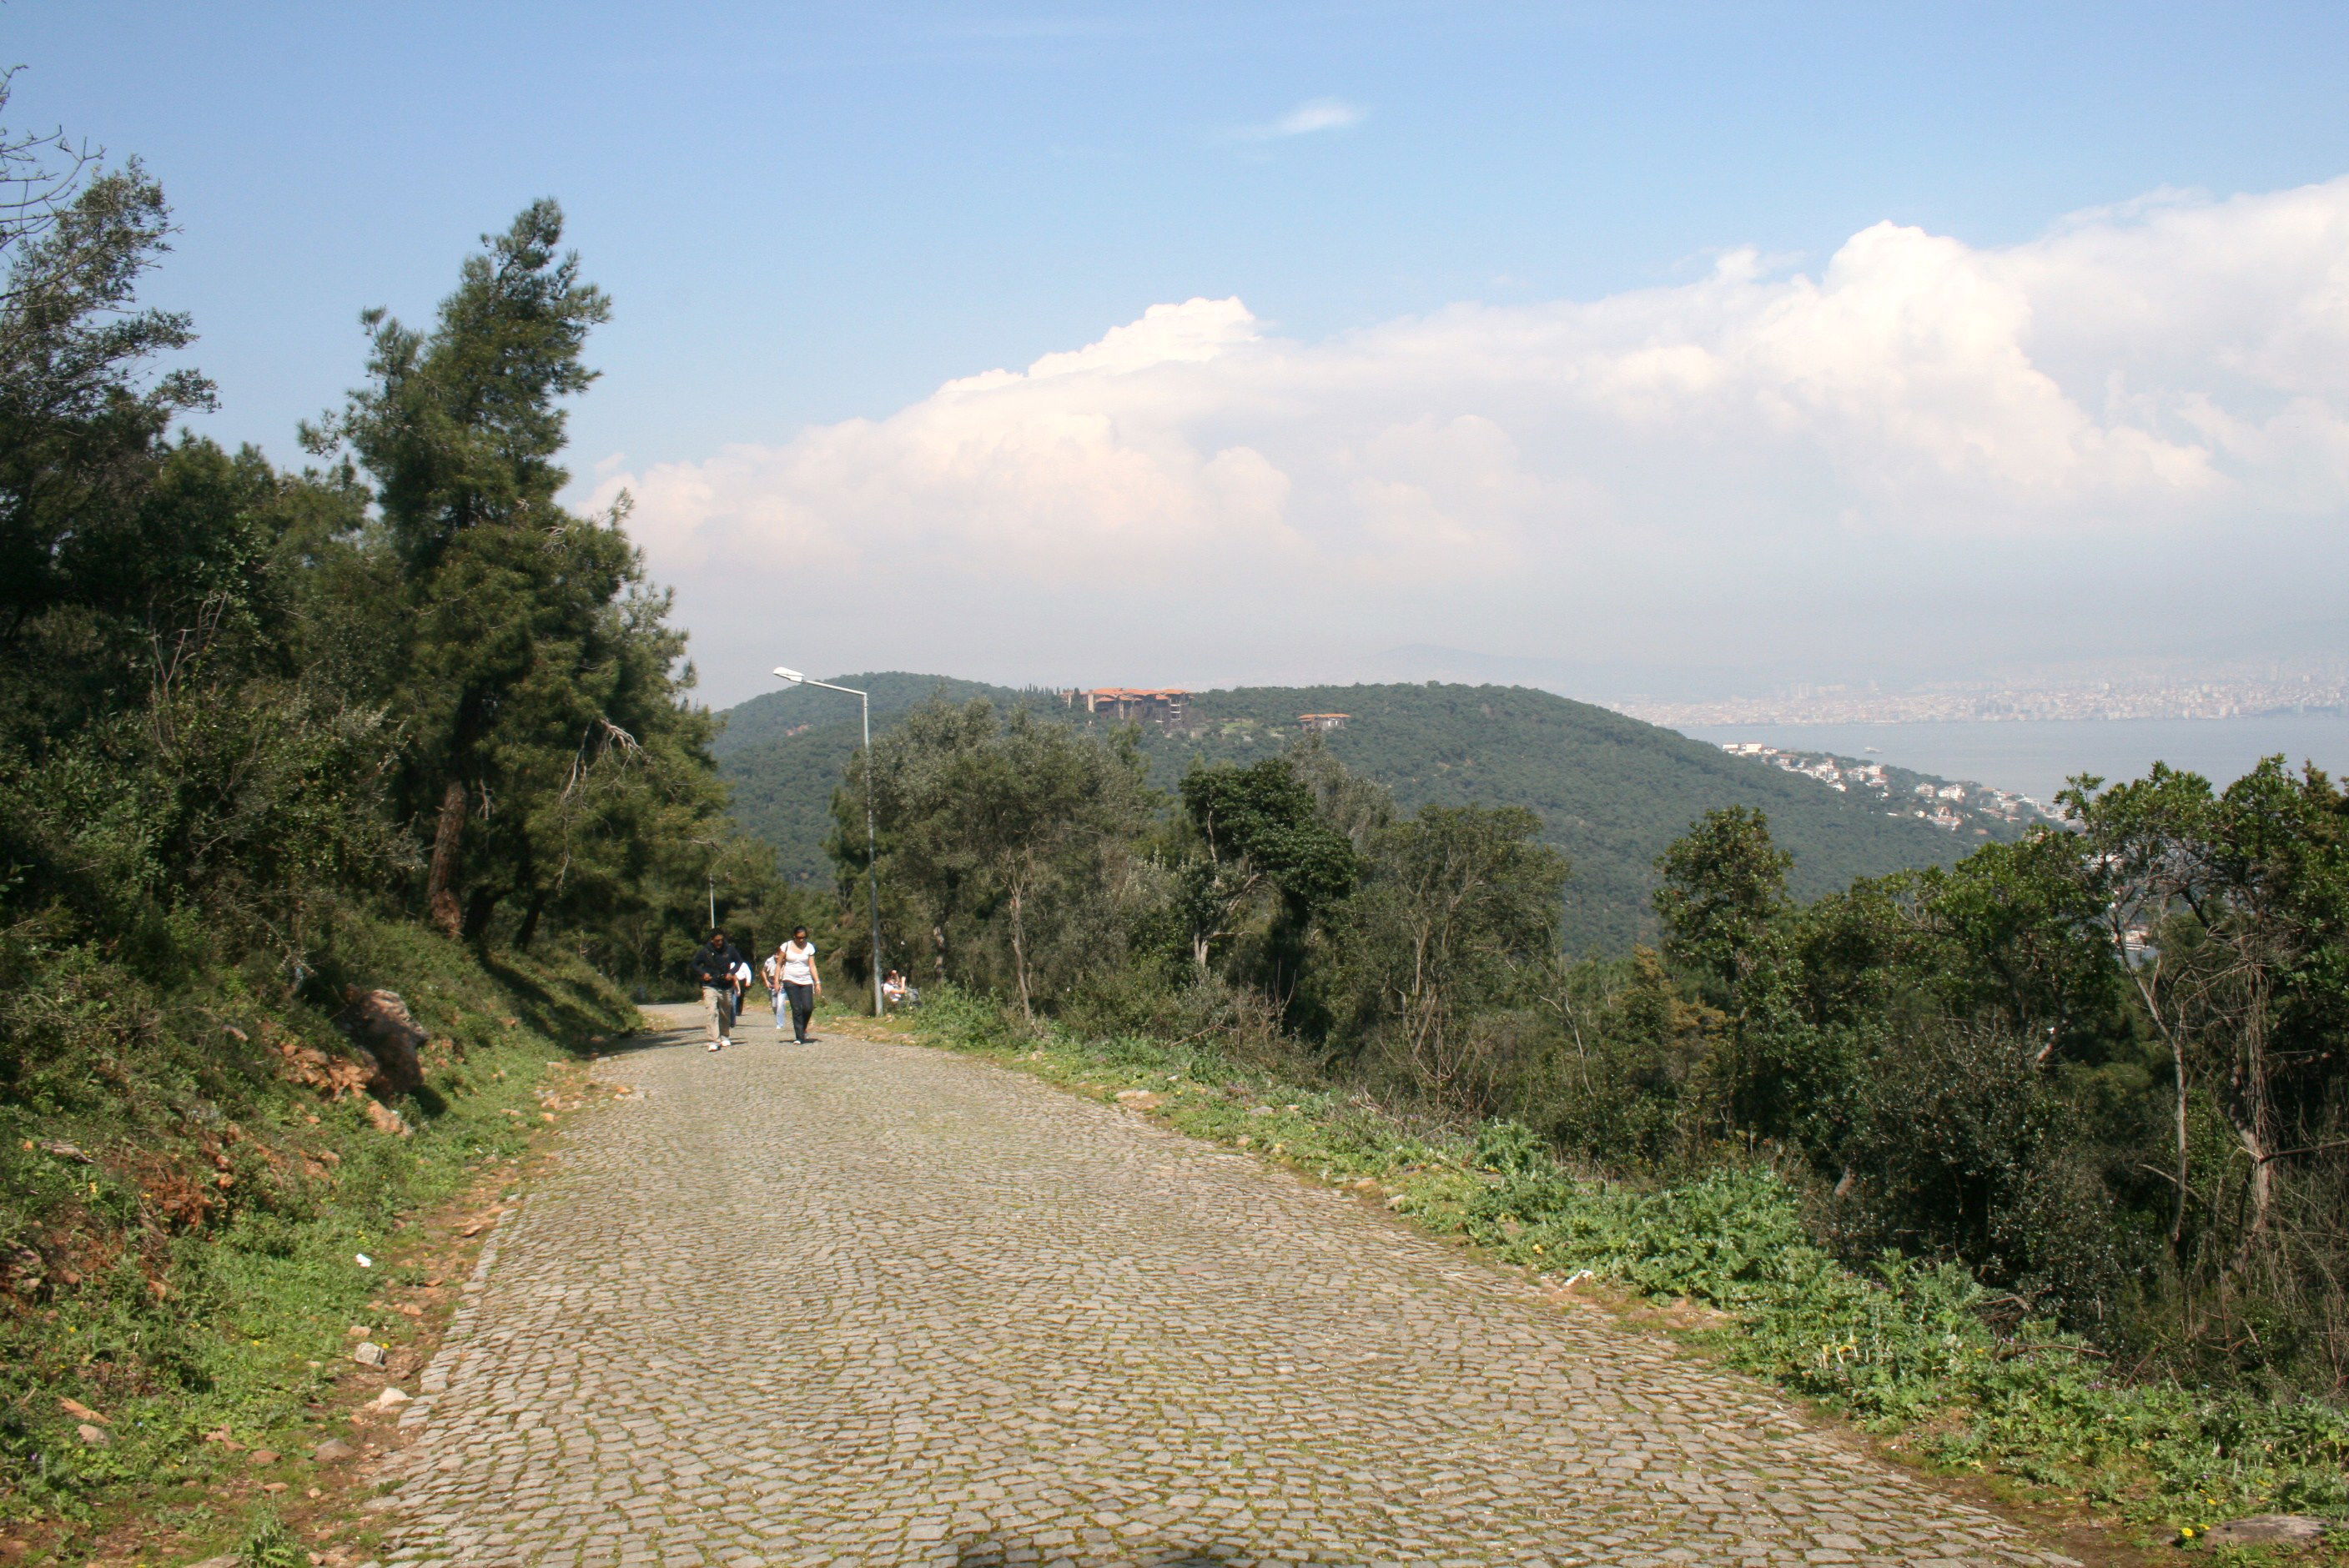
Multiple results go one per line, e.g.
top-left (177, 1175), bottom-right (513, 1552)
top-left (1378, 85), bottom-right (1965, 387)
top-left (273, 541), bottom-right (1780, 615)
top-left (721, 1037), bottom-right (733, 1048)
top-left (707, 1042), bottom-right (719, 1052)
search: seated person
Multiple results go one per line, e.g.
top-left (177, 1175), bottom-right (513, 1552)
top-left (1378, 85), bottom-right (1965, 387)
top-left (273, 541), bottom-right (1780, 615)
top-left (881, 969), bottom-right (915, 1009)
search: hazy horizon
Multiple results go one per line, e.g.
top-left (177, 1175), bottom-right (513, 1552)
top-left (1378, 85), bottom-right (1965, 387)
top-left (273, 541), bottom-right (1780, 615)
top-left (16, 3), bottom-right (2349, 711)
top-left (712, 667), bottom-right (2349, 805)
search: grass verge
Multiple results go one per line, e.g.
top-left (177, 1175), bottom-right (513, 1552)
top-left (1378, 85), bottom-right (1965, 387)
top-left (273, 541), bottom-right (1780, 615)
top-left (1, 911), bottom-right (641, 1565)
top-left (893, 987), bottom-right (2349, 1564)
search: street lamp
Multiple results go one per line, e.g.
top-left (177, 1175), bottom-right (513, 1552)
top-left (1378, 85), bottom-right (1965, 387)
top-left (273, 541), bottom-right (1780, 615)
top-left (773, 667), bottom-right (885, 1020)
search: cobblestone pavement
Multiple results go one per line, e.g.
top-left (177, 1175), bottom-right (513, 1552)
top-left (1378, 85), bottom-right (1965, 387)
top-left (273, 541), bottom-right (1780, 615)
top-left (380, 1005), bottom-right (2077, 1568)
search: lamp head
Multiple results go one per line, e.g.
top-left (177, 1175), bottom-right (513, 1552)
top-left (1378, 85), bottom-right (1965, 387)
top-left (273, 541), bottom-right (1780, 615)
top-left (772, 666), bottom-right (804, 684)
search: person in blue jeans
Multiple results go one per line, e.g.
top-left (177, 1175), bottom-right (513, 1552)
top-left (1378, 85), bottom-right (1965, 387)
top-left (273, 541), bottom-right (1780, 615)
top-left (777, 926), bottom-right (822, 1043)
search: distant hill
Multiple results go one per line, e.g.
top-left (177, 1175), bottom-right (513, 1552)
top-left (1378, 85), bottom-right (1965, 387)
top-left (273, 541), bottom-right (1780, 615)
top-left (712, 676), bottom-right (2021, 953)
top-left (713, 673), bottom-right (1049, 900)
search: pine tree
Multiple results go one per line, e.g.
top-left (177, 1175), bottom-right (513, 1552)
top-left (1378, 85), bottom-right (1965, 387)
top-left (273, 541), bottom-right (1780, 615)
top-left (322, 202), bottom-right (712, 943)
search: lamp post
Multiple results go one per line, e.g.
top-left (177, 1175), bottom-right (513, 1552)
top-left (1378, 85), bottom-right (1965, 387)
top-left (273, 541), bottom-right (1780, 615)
top-left (772, 667), bottom-right (884, 1020)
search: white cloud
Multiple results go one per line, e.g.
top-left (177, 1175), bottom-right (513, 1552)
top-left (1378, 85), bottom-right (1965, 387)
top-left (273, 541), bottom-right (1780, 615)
top-left (602, 178), bottom-right (2349, 701)
top-left (1237, 97), bottom-right (1366, 139)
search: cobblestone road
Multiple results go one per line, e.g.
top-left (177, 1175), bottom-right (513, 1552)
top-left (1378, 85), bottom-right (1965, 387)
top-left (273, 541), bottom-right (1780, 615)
top-left (380, 1006), bottom-right (2076, 1568)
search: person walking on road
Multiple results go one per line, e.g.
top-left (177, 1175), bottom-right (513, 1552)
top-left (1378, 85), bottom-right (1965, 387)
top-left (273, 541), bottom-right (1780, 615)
top-left (777, 926), bottom-right (822, 1044)
top-left (690, 928), bottom-right (745, 1051)
top-left (762, 945), bottom-right (787, 1032)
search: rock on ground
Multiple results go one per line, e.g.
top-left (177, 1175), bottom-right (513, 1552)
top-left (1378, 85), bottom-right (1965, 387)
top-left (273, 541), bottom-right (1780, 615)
top-left (338, 988), bottom-right (429, 1102)
top-left (2206, 1515), bottom-right (2338, 1546)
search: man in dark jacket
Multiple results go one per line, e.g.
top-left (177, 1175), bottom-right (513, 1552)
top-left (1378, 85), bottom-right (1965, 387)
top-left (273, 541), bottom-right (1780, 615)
top-left (690, 929), bottom-right (745, 1051)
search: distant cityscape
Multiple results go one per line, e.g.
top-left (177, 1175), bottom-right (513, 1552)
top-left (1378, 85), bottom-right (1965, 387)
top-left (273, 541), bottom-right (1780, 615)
top-left (1718, 742), bottom-right (2059, 832)
top-left (1620, 672), bottom-right (2348, 727)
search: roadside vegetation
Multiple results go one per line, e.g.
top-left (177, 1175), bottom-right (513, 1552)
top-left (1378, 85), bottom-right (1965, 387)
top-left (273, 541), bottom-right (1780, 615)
top-left (838, 695), bottom-right (2348, 1544)
top-left (0, 80), bottom-right (796, 1532)
top-left (3, 922), bottom-right (626, 1553)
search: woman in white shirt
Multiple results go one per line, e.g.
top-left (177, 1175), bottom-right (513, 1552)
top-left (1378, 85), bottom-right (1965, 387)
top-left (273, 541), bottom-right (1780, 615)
top-left (777, 927), bottom-right (822, 1043)
top-left (762, 947), bottom-right (787, 1031)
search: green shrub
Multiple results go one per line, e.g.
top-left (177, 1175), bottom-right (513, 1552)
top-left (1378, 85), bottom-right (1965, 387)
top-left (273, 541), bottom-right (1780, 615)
top-left (238, 1510), bottom-right (304, 1568)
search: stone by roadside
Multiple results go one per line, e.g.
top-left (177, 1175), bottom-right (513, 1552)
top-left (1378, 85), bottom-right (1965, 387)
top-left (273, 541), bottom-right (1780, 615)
top-left (2201, 1515), bottom-right (2341, 1548)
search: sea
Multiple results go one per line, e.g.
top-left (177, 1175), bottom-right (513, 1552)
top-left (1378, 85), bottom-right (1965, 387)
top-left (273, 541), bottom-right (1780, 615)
top-left (1677, 716), bottom-right (2349, 806)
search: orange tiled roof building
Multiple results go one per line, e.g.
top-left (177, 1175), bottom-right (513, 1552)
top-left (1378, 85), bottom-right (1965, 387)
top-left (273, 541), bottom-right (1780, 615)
top-left (1064, 687), bottom-right (1191, 731)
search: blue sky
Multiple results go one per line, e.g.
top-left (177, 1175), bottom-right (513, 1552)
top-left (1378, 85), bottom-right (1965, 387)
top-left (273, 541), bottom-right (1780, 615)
top-left (12, 3), bottom-right (2349, 703)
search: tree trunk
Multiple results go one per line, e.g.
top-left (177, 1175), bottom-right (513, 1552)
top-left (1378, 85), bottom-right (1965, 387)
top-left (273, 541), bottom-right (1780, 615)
top-left (2130, 957), bottom-right (2193, 1266)
top-left (461, 886), bottom-right (500, 945)
top-left (932, 924), bottom-right (948, 985)
top-left (1009, 882), bottom-right (1033, 1022)
top-left (2231, 1121), bottom-right (2275, 1275)
top-left (516, 890), bottom-right (548, 952)
top-left (426, 780), bottom-right (468, 937)
top-left (2226, 989), bottom-right (2278, 1276)
top-left (2170, 1033), bottom-right (2191, 1262)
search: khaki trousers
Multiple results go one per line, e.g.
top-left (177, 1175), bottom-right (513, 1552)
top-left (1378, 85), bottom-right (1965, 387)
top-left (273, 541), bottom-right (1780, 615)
top-left (701, 985), bottom-right (731, 1042)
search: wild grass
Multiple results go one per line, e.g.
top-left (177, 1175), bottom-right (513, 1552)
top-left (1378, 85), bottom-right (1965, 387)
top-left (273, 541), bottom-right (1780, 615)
top-left (0, 912), bottom-right (638, 1533)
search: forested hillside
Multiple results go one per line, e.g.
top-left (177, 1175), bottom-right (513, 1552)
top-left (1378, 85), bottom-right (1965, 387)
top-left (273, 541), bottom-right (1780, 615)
top-left (822, 688), bottom-right (2348, 1518)
top-left (1139, 684), bottom-right (2008, 949)
top-left (716, 673), bottom-right (1045, 890)
top-left (716, 676), bottom-right (2011, 949)
top-left (0, 91), bottom-right (782, 1524)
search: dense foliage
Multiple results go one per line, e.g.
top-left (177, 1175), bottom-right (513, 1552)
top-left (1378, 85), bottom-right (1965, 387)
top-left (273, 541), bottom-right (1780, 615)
top-left (0, 87), bottom-right (761, 1523)
top-left (0, 104), bottom-right (751, 996)
top-left (842, 701), bottom-right (1157, 1018)
top-left (836, 693), bottom-right (2349, 1409)
top-left (716, 672), bottom-right (1057, 888)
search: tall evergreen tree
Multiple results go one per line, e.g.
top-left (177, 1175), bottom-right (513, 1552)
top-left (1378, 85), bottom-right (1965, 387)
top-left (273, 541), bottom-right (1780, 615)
top-left (319, 202), bottom-right (708, 942)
